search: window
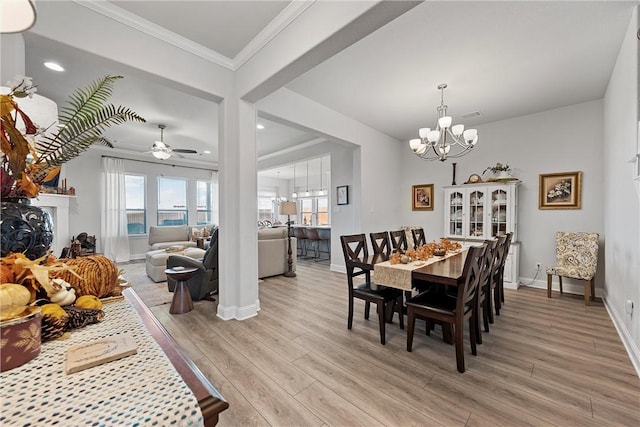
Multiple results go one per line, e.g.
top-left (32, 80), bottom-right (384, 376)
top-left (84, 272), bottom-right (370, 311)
top-left (300, 198), bottom-right (313, 225)
top-left (298, 196), bottom-right (329, 226)
top-left (157, 177), bottom-right (188, 226)
top-left (316, 196), bottom-right (329, 225)
top-left (258, 191), bottom-right (276, 222)
top-left (196, 180), bottom-right (213, 225)
top-left (125, 174), bottom-right (146, 234)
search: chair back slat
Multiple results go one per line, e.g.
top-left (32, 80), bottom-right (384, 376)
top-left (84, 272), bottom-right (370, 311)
top-left (411, 228), bottom-right (426, 249)
top-left (390, 230), bottom-right (408, 253)
top-left (340, 234), bottom-right (368, 263)
top-left (369, 231), bottom-right (391, 255)
top-left (457, 245), bottom-right (486, 314)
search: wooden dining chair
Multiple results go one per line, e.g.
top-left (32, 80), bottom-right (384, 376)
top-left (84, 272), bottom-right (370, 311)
top-left (494, 232), bottom-right (513, 313)
top-left (340, 234), bottom-right (404, 345)
top-left (476, 239), bottom-right (498, 344)
top-left (389, 230), bottom-right (408, 253)
top-left (406, 244), bottom-right (486, 373)
top-left (369, 231), bottom-right (391, 256)
top-left (411, 228), bottom-right (426, 249)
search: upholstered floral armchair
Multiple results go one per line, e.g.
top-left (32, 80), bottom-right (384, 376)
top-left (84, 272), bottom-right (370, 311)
top-left (546, 232), bottom-right (599, 305)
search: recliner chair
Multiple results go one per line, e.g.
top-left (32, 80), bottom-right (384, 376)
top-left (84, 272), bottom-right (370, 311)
top-left (167, 228), bottom-right (219, 301)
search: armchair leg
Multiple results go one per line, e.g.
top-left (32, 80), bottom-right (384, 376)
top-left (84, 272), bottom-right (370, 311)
top-left (559, 276), bottom-right (563, 294)
top-left (584, 280), bottom-right (590, 306)
top-left (547, 274), bottom-right (552, 298)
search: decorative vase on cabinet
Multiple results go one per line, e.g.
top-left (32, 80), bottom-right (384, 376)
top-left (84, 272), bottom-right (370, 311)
top-left (443, 181), bottom-right (520, 287)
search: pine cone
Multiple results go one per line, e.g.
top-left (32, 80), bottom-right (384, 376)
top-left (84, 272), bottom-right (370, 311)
top-left (64, 307), bottom-right (105, 330)
top-left (41, 314), bottom-right (67, 341)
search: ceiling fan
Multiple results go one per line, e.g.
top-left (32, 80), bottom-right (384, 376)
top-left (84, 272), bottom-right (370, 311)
top-left (147, 124), bottom-right (198, 159)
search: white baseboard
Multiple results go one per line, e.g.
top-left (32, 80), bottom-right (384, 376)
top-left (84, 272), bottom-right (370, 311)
top-left (217, 301), bottom-right (259, 320)
top-left (330, 263), bottom-right (346, 274)
top-left (603, 297), bottom-right (640, 377)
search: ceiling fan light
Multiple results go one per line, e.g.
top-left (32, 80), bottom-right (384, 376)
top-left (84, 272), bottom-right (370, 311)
top-left (153, 151), bottom-right (171, 160)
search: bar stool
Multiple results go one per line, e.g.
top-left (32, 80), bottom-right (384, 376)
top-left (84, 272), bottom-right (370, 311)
top-left (293, 227), bottom-right (308, 257)
top-left (306, 227), bottom-right (324, 261)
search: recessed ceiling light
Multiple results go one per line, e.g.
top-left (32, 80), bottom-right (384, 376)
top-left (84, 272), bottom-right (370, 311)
top-left (256, 124), bottom-right (265, 130)
top-left (44, 62), bottom-right (64, 72)
top-left (203, 150), bottom-right (211, 154)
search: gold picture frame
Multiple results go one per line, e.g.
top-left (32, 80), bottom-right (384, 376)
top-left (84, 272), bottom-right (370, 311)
top-left (412, 184), bottom-right (434, 211)
top-left (539, 171), bottom-right (582, 210)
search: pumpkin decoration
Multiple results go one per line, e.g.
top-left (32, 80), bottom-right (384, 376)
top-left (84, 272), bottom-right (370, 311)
top-left (50, 255), bottom-right (120, 298)
top-left (47, 278), bottom-right (76, 306)
top-left (40, 303), bottom-right (68, 321)
top-left (75, 295), bottom-right (102, 310)
top-left (0, 283), bottom-right (31, 321)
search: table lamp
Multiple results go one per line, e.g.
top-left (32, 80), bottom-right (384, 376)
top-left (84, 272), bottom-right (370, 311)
top-left (279, 201), bottom-right (297, 277)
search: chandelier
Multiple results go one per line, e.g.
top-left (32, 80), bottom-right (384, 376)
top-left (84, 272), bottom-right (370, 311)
top-left (409, 84), bottom-right (479, 162)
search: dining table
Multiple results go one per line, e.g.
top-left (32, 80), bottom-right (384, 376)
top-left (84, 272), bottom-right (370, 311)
top-left (371, 249), bottom-right (468, 292)
top-left (370, 249), bottom-right (469, 345)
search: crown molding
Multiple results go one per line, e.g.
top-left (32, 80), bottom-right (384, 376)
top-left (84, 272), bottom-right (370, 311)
top-left (258, 137), bottom-right (325, 162)
top-left (73, 0), bottom-right (235, 70)
top-left (73, 0), bottom-right (315, 72)
top-left (233, 1), bottom-right (315, 68)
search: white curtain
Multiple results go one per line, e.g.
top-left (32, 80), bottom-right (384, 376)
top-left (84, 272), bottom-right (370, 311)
top-left (101, 157), bottom-right (130, 262)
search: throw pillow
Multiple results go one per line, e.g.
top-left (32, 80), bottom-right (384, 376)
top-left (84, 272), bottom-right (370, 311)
top-left (190, 227), bottom-right (204, 240)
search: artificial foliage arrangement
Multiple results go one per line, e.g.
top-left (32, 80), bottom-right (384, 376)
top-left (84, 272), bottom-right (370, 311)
top-left (483, 162), bottom-right (511, 175)
top-left (1, 75), bottom-right (145, 199)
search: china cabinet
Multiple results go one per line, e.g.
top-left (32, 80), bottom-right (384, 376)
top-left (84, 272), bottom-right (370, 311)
top-left (443, 181), bottom-right (520, 286)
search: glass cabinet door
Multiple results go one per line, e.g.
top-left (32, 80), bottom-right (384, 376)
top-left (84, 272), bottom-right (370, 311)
top-left (468, 190), bottom-right (485, 238)
top-left (448, 191), bottom-right (464, 237)
top-left (491, 188), bottom-right (508, 237)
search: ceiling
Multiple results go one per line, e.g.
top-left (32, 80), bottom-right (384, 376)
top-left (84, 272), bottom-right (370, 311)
top-left (16, 1), bottom-right (637, 176)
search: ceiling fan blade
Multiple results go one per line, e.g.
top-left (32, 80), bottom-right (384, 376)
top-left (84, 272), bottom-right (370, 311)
top-left (173, 152), bottom-right (185, 159)
top-left (172, 148), bottom-right (198, 154)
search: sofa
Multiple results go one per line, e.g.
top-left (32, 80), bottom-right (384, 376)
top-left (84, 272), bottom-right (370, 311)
top-left (145, 224), bottom-right (216, 281)
top-left (258, 227), bottom-right (297, 278)
top-left (167, 228), bottom-right (219, 300)
top-left (147, 224), bottom-right (216, 250)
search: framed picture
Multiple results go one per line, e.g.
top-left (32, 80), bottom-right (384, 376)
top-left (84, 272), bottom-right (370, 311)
top-left (412, 183), bottom-right (434, 211)
top-left (539, 171), bottom-right (582, 209)
top-left (337, 185), bottom-right (349, 205)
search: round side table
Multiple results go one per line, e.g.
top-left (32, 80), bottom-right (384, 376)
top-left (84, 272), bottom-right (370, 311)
top-left (165, 267), bottom-right (198, 314)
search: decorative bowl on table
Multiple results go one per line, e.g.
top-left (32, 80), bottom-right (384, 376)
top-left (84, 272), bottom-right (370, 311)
top-left (433, 247), bottom-right (446, 257)
top-left (0, 306), bottom-right (42, 372)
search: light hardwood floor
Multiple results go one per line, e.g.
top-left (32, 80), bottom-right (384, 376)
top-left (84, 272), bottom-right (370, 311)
top-left (149, 260), bottom-right (639, 426)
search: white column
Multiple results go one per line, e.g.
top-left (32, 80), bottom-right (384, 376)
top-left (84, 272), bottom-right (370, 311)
top-left (217, 95), bottom-right (259, 320)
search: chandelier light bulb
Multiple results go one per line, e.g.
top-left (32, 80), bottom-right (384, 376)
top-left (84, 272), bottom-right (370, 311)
top-left (427, 130), bottom-right (440, 143)
top-left (438, 116), bottom-right (452, 129)
top-left (418, 128), bottom-right (430, 138)
top-left (409, 138), bottom-right (422, 151)
top-left (451, 124), bottom-right (464, 136)
top-left (416, 144), bottom-right (427, 155)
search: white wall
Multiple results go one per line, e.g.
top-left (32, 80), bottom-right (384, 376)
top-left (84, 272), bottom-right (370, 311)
top-left (64, 148), bottom-right (217, 260)
top-left (400, 99), bottom-right (605, 293)
top-left (603, 6), bottom-right (639, 373)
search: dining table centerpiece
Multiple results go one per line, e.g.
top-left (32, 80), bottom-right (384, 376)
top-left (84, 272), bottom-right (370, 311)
top-left (1, 75), bottom-right (145, 259)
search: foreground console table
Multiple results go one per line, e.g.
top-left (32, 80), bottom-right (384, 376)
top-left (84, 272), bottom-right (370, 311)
top-left (123, 288), bottom-right (229, 426)
top-left (0, 289), bottom-right (228, 426)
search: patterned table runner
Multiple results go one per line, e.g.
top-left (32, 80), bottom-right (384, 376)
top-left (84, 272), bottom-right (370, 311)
top-left (372, 250), bottom-right (464, 291)
top-left (0, 299), bottom-right (203, 426)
